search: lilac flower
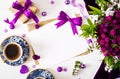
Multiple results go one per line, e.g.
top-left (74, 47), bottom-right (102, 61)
top-left (113, 19), bottom-right (118, 24)
top-left (110, 29), bottom-right (116, 36)
top-left (105, 16), bottom-right (113, 22)
top-left (87, 39), bottom-right (92, 44)
top-left (116, 36), bottom-right (120, 41)
top-left (115, 10), bottom-right (120, 18)
top-left (101, 33), bottom-right (106, 38)
top-left (112, 39), bottom-right (116, 44)
top-left (103, 28), bottom-right (108, 32)
top-left (105, 43), bottom-right (109, 48)
top-left (105, 37), bottom-right (109, 42)
top-left (99, 40), bottom-right (105, 45)
top-left (115, 47), bottom-right (119, 52)
top-left (101, 47), bottom-right (106, 52)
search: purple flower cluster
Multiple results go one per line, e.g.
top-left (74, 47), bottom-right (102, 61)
top-left (96, 10), bottom-right (120, 58)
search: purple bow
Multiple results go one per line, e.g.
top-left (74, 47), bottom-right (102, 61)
top-left (4, 0), bottom-right (39, 29)
top-left (55, 11), bottom-right (82, 35)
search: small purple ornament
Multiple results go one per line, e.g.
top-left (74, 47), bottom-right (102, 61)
top-left (22, 34), bottom-right (26, 38)
top-left (57, 66), bottom-right (62, 72)
top-left (4, 29), bottom-right (8, 33)
top-left (65, 0), bottom-right (70, 5)
top-left (32, 65), bottom-right (36, 68)
top-left (80, 64), bottom-right (86, 68)
top-left (63, 68), bottom-right (67, 72)
top-left (32, 54), bottom-right (40, 60)
top-left (87, 39), bottom-right (92, 44)
top-left (20, 65), bottom-right (29, 74)
top-left (51, 0), bottom-right (55, 4)
top-left (41, 11), bottom-right (47, 16)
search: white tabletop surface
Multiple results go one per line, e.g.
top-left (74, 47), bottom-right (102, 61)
top-left (0, 0), bottom-right (104, 79)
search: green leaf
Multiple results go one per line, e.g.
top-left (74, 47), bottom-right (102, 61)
top-left (89, 5), bottom-right (102, 15)
top-left (111, 44), bottom-right (118, 48)
top-left (88, 11), bottom-right (99, 15)
top-left (81, 24), bottom-right (90, 31)
top-left (104, 56), bottom-right (114, 66)
top-left (87, 18), bottom-right (95, 28)
top-left (113, 59), bottom-right (120, 70)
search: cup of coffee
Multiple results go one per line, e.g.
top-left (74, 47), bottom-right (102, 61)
top-left (3, 42), bottom-right (22, 62)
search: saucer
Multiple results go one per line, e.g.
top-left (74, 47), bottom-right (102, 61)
top-left (0, 35), bottom-right (30, 66)
top-left (27, 69), bottom-right (54, 79)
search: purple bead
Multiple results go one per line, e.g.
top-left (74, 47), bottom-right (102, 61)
top-left (65, 0), bottom-right (70, 5)
top-left (41, 11), bottom-right (47, 16)
top-left (57, 66), bottom-right (62, 72)
top-left (63, 68), bottom-right (67, 72)
top-left (80, 64), bottom-right (86, 68)
top-left (51, 0), bottom-right (55, 4)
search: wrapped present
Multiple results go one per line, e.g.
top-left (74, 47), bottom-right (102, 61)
top-left (5, 0), bottom-right (39, 29)
top-left (9, 0), bottom-right (38, 23)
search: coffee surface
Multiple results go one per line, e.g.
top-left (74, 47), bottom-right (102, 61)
top-left (5, 44), bottom-right (20, 60)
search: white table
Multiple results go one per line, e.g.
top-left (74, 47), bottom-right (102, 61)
top-left (0, 0), bottom-right (104, 79)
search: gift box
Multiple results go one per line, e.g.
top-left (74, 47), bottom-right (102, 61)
top-left (9, 0), bottom-right (38, 23)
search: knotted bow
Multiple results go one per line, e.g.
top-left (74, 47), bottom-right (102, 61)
top-left (4, 0), bottom-right (39, 29)
top-left (55, 11), bottom-right (82, 35)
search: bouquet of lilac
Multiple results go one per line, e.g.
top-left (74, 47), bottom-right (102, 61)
top-left (81, 0), bottom-right (120, 72)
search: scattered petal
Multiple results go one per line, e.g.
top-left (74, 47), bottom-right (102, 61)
top-left (22, 34), bottom-right (26, 38)
top-left (80, 64), bottom-right (86, 68)
top-left (41, 11), bottom-right (47, 16)
top-left (4, 29), bottom-right (8, 33)
top-left (32, 65), bottom-right (36, 68)
top-left (20, 65), bottom-right (29, 74)
top-left (32, 54), bottom-right (40, 60)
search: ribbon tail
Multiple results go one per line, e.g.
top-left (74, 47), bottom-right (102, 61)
top-left (55, 20), bottom-right (67, 28)
top-left (70, 22), bottom-right (78, 35)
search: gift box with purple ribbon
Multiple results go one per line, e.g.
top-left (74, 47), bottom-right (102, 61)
top-left (5, 0), bottom-right (39, 29)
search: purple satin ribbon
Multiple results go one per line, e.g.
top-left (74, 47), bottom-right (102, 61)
top-left (72, 0), bottom-right (89, 18)
top-left (55, 11), bottom-right (82, 35)
top-left (4, 0), bottom-right (39, 29)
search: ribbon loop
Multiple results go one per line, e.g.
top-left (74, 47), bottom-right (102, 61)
top-left (55, 11), bottom-right (82, 35)
top-left (5, 0), bottom-right (39, 29)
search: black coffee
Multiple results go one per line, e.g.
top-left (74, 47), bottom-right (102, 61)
top-left (5, 44), bottom-right (20, 60)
